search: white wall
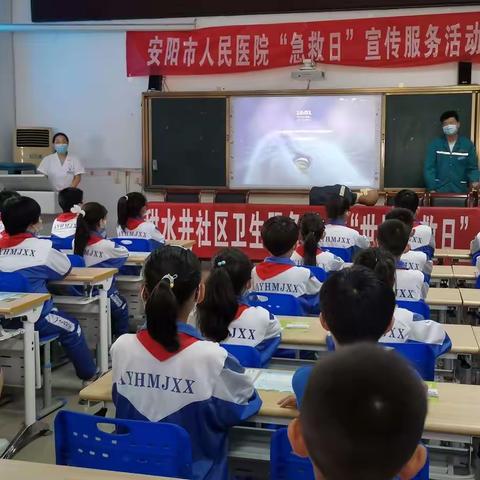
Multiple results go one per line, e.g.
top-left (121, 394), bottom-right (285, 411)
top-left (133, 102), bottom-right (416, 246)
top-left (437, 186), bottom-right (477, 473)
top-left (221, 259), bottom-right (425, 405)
top-left (0, 0), bottom-right (15, 164)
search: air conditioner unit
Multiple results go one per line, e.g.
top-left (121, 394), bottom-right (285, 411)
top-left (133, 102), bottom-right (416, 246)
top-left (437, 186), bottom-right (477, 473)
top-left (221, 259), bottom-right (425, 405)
top-left (14, 127), bottom-right (52, 166)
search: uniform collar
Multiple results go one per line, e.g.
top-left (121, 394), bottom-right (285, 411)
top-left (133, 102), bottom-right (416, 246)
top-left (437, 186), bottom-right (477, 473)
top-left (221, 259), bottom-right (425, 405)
top-left (126, 218), bottom-right (144, 230)
top-left (57, 212), bottom-right (77, 222)
top-left (177, 321), bottom-right (204, 340)
top-left (0, 232), bottom-right (34, 248)
top-left (265, 256), bottom-right (296, 265)
top-left (87, 233), bottom-right (104, 246)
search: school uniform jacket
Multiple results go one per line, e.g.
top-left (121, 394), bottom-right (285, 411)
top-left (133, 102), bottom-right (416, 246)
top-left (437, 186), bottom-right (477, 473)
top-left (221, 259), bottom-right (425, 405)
top-left (0, 233), bottom-right (71, 315)
top-left (221, 304), bottom-right (282, 365)
top-left (116, 218), bottom-right (165, 250)
top-left (51, 212), bottom-right (78, 250)
top-left (400, 250), bottom-right (433, 283)
top-left (111, 323), bottom-right (262, 480)
top-left (395, 262), bottom-right (430, 317)
top-left (470, 233), bottom-right (480, 272)
top-left (320, 221), bottom-right (370, 262)
top-left (251, 257), bottom-right (322, 314)
top-left (290, 244), bottom-right (344, 272)
top-left (409, 221), bottom-right (435, 260)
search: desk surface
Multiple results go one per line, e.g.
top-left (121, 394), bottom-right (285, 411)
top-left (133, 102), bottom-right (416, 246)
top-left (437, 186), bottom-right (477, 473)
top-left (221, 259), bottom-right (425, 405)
top-left (473, 326), bottom-right (480, 348)
top-left (426, 288), bottom-right (463, 306)
top-left (435, 249), bottom-right (471, 260)
top-left (0, 460), bottom-right (180, 479)
top-left (0, 292), bottom-right (50, 317)
top-left (63, 268), bottom-right (118, 284)
top-left (168, 240), bottom-right (195, 249)
top-left (459, 288), bottom-right (480, 307)
top-left (453, 265), bottom-right (477, 280)
top-left (431, 265), bottom-right (454, 279)
top-left (443, 324), bottom-right (479, 354)
top-left (80, 370), bottom-right (480, 437)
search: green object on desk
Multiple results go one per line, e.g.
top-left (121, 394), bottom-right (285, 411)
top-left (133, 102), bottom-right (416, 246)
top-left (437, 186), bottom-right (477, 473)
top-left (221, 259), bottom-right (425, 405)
top-left (279, 318), bottom-right (310, 330)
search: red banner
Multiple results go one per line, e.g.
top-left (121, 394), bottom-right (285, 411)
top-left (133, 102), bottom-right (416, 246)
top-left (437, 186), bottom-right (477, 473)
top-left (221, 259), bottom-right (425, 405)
top-left (146, 203), bottom-right (479, 260)
top-left (127, 11), bottom-right (480, 76)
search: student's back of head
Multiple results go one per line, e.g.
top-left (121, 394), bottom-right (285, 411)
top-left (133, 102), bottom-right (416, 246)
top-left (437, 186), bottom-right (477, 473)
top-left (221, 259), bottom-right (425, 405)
top-left (299, 213), bottom-right (325, 266)
top-left (74, 202), bottom-right (108, 256)
top-left (320, 267), bottom-right (395, 344)
top-left (261, 215), bottom-right (299, 257)
top-left (198, 248), bottom-right (252, 342)
top-left (117, 192), bottom-right (147, 231)
top-left (2, 196), bottom-right (41, 235)
top-left (143, 246), bottom-right (201, 352)
top-left (290, 343), bottom-right (427, 480)
top-left (326, 195), bottom-right (351, 221)
top-left (0, 190), bottom-right (20, 213)
top-left (385, 207), bottom-right (414, 232)
top-left (354, 247), bottom-right (396, 289)
top-left (377, 219), bottom-right (410, 258)
top-left (58, 187), bottom-right (83, 213)
top-left (394, 189), bottom-right (420, 214)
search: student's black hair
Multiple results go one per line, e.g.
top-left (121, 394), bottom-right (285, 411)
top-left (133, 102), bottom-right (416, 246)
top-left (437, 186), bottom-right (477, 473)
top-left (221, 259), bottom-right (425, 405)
top-left (143, 246), bottom-right (201, 352)
top-left (326, 194), bottom-right (351, 220)
top-left (320, 266), bottom-right (395, 344)
top-left (117, 192), bottom-right (147, 231)
top-left (74, 202), bottom-right (108, 256)
top-left (197, 248), bottom-right (253, 342)
top-left (377, 219), bottom-right (410, 258)
top-left (385, 207), bottom-right (414, 232)
top-left (299, 213), bottom-right (325, 266)
top-left (261, 215), bottom-right (299, 257)
top-left (394, 189), bottom-right (419, 214)
top-left (440, 110), bottom-right (459, 123)
top-left (354, 247), bottom-right (396, 289)
top-left (2, 196), bottom-right (41, 235)
top-left (58, 187), bottom-right (84, 213)
top-left (301, 343), bottom-right (427, 480)
top-left (0, 190), bottom-right (20, 211)
top-left (52, 132), bottom-right (70, 144)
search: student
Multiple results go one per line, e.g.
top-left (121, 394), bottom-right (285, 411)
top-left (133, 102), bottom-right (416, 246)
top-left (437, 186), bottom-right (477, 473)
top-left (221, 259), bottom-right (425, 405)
top-left (355, 247), bottom-right (450, 357)
top-left (251, 216), bottom-right (322, 314)
top-left (394, 189), bottom-right (435, 259)
top-left (116, 192), bottom-right (165, 250)
top-left (197, 247), bottom-right (281, 365)
top-left (111, 246), bottom-right (261, 480)
top-left (385, 208), bottom-right (432, 283)
top-left (51, 187), bottom-right (84, 250)
top-left (74, 202), bottom-right (129, 336)
top-left (471, 233), bottom-right (480, 279)
top-left (319, 194), bottom-right (370, 262)
top-left (288, 343), bottom-right (428, 480)
top-left (0, 190), bottom-right (20, 235)
top-left (377, 219), bottom-right (429, 307)
top-left (290, 212), bottom-right (344, 272)
top-left (0, 196), bottom-right (96, 380)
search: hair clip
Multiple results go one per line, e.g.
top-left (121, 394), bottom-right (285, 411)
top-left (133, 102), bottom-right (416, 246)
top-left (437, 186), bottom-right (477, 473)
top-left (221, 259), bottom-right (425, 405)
top-left (70, 204), bottom-right (86, 217)
top-left (217, 260), bottom-right (227, 267)
top-left (161, 273), bottom-right (178, 289)
top-left (124, 195), bottom-right (129, 200)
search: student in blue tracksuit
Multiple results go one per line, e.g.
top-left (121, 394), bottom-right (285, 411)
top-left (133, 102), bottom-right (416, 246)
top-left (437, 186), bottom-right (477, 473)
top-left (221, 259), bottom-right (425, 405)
top-left (111, 246), bottom-right (261, 480)
top-left (319, 193), bottom-right (370, 262)
top-left (51, 187), bottom-right (84, 251)
top-left (288, 343), bottom-right (428, 480)
top-left (197, 247), bottom-right (281, 366)
top-left (0, 196), bottom-right (96, 380)
top-left (251, 215), bottom-right (322, 314)
top-left (394, 189), bottom-right (435, 260)
top-left (74, 202), bottom-right (129, 336)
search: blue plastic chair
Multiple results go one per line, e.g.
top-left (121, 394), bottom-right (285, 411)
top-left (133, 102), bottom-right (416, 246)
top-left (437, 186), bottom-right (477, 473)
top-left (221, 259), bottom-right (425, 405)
top-left (397, 300), bottom-right (430, 319)
top-left (221, 344), bottom-right (262, 368)
top-left (386, 342), bottom-right (436, 381)
top-left (111, 238), bottom-right (151, 253)
top-left (304, 266), bottom-right (327, 283)
top-left (247, 292), bottom-right (303, 316)
top-left (54, 410), bottom-right (193, 478)
top-left (67, 254), bottom-right (86, 267)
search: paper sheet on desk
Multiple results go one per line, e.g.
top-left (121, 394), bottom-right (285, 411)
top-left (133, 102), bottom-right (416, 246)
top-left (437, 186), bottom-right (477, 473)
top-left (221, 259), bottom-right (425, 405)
top-left (253, 371), bottom-right (294, 393)
top-left (0, 293), bottom-right (26, 302)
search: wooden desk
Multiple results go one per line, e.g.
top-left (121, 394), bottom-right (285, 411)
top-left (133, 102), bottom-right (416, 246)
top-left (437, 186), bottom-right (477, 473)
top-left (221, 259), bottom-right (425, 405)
top-left (435, 249), bottom-right (471, 261)
top-left (443, 324), bottom-right (479, 354)
top-left (125, 253), bottom-right (148, 267)
top-left (168, 240), bottom-right (195, 250)
top-left (0, 460), bottom-right (181, 479)
top-left (473, 326), bottom-right (480, 349)
top-left (426, 288), bottom-right (463, 307)
top-left (60, 268), bottom-right (118, 285)
top-left (431, 265), bottom-right (454, 280)
top-left (452, 266), bottom-right (477, 281)
top-left (278, 316), bottom-right (327, 351)
top-left (459, 288), bottom-right (480, 308)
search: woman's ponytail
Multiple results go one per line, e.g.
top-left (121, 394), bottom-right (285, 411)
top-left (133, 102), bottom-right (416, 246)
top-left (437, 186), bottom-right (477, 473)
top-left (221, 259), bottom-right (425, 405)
top-left (117, 196), bottom-right (128, 231)
top-left (299, 213), bottom-right (325, 267)
top-left (118, 192), bottom-right (147, 231)
top-left (74, 202), bottom-right (108, 256)
top-left (73, 214), bottom-right (90, 256)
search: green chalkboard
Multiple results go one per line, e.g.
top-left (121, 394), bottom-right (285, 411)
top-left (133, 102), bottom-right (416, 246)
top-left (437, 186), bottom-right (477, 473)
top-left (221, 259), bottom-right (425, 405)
top-left (384, 93), bottom-right (474, 188)
top-left (149, 97), bottom-right (227, 188)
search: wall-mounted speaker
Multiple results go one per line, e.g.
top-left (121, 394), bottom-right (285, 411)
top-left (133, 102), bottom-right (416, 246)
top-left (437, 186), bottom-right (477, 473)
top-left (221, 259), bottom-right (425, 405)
top-left (458, 62), bottom-right (472, 85)
top-left (148, 75), bottom-right (163, 91)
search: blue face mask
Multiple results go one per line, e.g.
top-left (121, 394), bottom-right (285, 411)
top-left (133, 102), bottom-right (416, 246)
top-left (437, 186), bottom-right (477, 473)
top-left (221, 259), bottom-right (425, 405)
top-left (443, 124), bottom-right (458, 136)
top-left (54, 144), bottom-right (68, 155)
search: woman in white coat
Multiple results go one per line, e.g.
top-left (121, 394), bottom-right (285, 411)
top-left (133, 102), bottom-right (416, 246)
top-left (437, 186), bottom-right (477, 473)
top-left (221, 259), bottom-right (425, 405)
top-left (38, 132), bottom-right (85, 191)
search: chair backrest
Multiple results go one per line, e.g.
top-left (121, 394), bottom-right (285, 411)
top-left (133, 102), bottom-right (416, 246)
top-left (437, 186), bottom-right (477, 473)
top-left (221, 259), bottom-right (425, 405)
top-left (321, 246), bottom-right (353, 262)
top-left (247, 292), bottom-right (303, 316)
top-left (67, 254), bottom-right (86, 268)
top-left (396, 300), bottom-right (430, 319)
top-left (270, 428), bottom-right (314, 480)
top-left (111, 238), bottom-right (151, 253)
top-left (0, 271), bottom-right (32, 293)
top-left (220, 344), bottom-right (262, 368)
top-left (385, 342), bottom-right (436, 381)
top-left (54, 410), bottom-right (192, 478)
top-left (304, 266), bottom-right (327, 283)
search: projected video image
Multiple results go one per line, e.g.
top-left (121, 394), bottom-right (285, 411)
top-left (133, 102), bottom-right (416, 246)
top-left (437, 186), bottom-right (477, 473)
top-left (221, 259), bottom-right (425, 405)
top-left (230, 95), bottom-right (382, 189)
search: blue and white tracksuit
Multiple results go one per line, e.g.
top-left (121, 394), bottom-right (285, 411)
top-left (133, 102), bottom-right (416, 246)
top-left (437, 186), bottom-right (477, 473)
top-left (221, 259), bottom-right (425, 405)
top-left (409, 221), bottom-right (435, 260)
top-left (395, 261), bottom-right (430, 317)
top-left (111, 322), bottom-right (262, 480)
top-left (79, 234), bottom-right (130, 336)
top-left (470, 233), bottom-right (480, 287)
top-left (251, 257), bottom-right (322, 314)
top-left (320, 220), bottom-right (370, 262)
top-left (0, 233), bottom-right (95, 380)
top-left (290, 244), bottom-right (344, 272)
top-left (401, 250), bottom-right (433, 284)
top-left (116, 218), bottom-right (165, 251)
top-left (51, 212), bottom-right (78, 251)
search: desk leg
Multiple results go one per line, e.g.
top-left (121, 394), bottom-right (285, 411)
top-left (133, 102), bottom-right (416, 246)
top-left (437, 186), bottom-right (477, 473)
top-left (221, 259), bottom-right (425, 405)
top-left (98, 288), bottom-right (109, 373)
top-left (23, 321), bottom-right (36, 427)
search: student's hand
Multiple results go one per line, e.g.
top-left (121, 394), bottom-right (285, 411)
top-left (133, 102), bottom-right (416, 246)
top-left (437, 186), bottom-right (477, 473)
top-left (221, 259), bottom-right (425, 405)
top-left (471, 182), bottom-right (480, 190)
top-left (277, 395), bottom-right (297, 409)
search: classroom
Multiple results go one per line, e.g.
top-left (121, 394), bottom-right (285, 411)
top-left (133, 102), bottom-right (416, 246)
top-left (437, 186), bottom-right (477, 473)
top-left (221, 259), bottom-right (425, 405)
top-left (3, 1), bottom-right (480, 479)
